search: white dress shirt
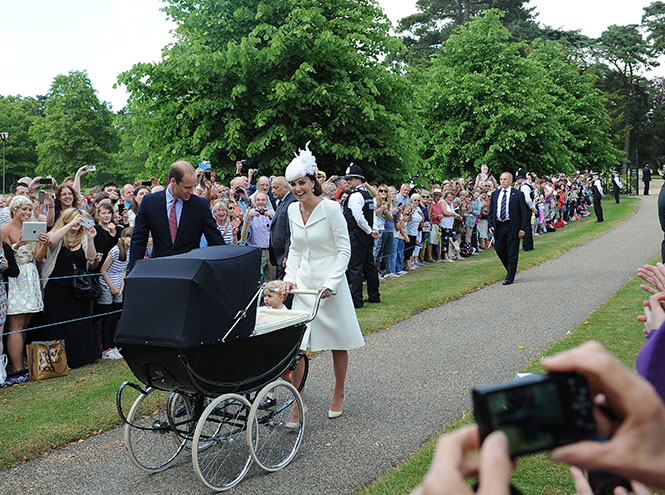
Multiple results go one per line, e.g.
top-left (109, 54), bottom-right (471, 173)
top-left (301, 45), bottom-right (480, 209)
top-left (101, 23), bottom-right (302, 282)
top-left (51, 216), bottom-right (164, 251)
top-left (348, 188), bottom-right (376, 235)
top-left (495, 187), bottom-right (511, 221)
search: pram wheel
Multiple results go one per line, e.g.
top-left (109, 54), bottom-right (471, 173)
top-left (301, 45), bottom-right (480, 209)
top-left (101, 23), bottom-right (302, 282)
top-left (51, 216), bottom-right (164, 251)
top-left (123, 388), bottom-right (188, 472)
top-left (248, 380), bottom-right (304, 471)
top-left (192, 393), bottom-right (253, 491)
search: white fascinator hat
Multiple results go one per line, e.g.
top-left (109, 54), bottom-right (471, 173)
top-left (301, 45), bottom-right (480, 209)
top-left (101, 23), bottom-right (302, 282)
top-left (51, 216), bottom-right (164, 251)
top-left (285, 142), bottom-right (317, 182)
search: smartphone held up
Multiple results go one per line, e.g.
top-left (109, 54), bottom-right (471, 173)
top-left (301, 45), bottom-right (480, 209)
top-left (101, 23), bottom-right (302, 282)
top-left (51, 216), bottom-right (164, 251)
top-left (472, 371), bottom-right (596, 458)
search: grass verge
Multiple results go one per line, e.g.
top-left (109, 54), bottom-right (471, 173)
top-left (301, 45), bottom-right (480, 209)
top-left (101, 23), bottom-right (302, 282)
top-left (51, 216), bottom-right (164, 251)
top-left (356, 258), bottom-right (652, 495)
top-left (0, 199), bottom-right (639, 471)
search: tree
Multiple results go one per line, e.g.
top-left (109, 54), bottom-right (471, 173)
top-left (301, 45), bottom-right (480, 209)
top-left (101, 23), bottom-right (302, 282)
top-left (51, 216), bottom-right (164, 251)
top-left (0, 96), bottom-right (41, 187)
top-left (110, 109), bottom-right (150, 184)
top-left (643, 1), bottom-right (665, 54)
top-left (118, 0), bottom-right (418, 183)
top-left (396, 0), bottom-right (539, 68)
top-left (421, 11), bottom-right (570, 178)
top-left (596, 24), bottom-right (658, 169)
top-left (527, 41), bottom-right (623, 171)
top-left (30, 71), bottom-right (118, 185)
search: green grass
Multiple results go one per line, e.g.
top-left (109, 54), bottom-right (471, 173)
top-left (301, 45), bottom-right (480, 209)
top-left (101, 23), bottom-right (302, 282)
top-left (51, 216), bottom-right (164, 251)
top-left (356, 199), bottom-right (638, 333)
top-left (357, 260), bottom-right (651, 495)
top-left (0, 199), bottom-right (639, 471)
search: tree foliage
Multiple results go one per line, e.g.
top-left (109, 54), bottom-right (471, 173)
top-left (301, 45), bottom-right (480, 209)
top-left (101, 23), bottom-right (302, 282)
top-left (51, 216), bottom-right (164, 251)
top-left (119, 0), bottom-right (418, 182)
top-left (0, 96), bottom-right (41, 185)
top-left (596, 24), bottom-right (658, 167)
top-left (527, 41), bottom-right (623, 172)
top-left (643, 1), bottom-right (665, 54)
top-left (396, 0), bottom-right (539, 68)
top-left (421, 12), bottom-right (621, 179)
top-left (30, 71), bottom-right (118, 185)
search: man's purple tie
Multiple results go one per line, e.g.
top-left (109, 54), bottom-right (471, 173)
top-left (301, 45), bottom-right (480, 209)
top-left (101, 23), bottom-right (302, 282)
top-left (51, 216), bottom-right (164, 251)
top-left (169, 199), bottom-right (178, 243)
top-left (500, 189), bottom-right (507, 222)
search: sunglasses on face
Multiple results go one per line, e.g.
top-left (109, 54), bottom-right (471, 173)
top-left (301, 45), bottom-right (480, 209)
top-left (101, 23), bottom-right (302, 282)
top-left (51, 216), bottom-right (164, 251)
top-left (379, 189), bottom-right (388, 193)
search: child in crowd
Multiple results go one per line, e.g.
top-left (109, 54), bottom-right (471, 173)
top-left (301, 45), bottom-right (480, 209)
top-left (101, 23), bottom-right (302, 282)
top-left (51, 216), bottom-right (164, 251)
top-left (396, 203), bottom-right (411, 272)
top-left (99, 227), bottom-right (132, 360)
top-left (535, 195), bottom-right (546, 235)
top-left (477, 192), bottom-right (490, 249)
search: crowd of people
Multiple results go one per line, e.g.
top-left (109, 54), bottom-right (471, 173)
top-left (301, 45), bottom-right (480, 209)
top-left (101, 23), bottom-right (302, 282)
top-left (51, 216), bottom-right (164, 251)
top-left (1, 155), bottom-right (664, 493)
top-left (0, 161), bottom-right (605, 387)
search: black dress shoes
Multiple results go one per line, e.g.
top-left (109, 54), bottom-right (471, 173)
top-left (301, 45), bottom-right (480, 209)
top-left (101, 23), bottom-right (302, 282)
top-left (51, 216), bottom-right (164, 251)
top-left (365, 298), bottom-right (381, 304)
top-left (502, 279), bottom-right (513, 285)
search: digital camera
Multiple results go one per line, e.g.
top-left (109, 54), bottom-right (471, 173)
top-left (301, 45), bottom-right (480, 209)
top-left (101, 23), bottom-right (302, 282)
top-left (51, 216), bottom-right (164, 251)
top-left (473, 371), bottom-right (596, 457)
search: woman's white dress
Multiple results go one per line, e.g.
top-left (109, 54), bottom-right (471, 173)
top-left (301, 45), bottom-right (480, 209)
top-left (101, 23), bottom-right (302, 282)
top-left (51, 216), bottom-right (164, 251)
top-left (7, 243), bottom-right (43, 315)
top-left (285, 199), bottom-right (365, 352)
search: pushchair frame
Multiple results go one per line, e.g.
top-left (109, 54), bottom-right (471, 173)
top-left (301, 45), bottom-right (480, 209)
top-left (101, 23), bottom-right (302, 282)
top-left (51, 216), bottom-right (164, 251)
top-left (116, 287), bottom-right (332, 491)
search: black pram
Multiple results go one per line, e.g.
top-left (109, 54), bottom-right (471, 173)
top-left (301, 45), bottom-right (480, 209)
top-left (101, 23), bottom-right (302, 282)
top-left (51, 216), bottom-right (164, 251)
top-left (115, 245), bottom-right (329, 491)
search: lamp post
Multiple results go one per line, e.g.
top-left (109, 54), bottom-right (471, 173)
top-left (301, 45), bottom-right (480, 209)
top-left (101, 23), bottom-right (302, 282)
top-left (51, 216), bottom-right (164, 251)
top-left (0, 132), bottom-right (7, 196)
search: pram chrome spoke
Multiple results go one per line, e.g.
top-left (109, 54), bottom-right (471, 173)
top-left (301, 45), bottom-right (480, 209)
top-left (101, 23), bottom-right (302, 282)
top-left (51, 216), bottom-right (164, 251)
top-left (123, 388), bottom-right (188, 472)
top-left (192, 394), bottom-right (253, 491)
top-left (248, 380), bottom-right (304, 472)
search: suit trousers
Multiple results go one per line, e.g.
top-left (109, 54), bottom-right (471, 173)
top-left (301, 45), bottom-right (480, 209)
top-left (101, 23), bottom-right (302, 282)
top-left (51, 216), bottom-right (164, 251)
top-left (494, 221), bottom-right (519, 282)
top-left (347, 230), bottom-right (380, 306)
top-left (593, 197), bottom-right (604, 222)
top-left (645, 181), bottom-right (651, 195)
top-left (521, 218), bottom-right (534, 251)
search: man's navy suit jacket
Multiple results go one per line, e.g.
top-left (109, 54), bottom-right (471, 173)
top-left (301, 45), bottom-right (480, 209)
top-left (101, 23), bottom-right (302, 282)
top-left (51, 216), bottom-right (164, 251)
top-left (129, 189), bottom-right (224, 271)
top-left (488, 187), bottom-right (529, 236)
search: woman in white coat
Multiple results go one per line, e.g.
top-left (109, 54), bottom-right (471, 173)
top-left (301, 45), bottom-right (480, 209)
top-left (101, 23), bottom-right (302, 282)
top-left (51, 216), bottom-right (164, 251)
top-left (280, 146), bottom-right (364, 420)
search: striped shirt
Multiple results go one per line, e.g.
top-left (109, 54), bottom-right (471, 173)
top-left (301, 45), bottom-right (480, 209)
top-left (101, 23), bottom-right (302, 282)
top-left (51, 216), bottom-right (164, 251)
top-left (101, 246), bottom-right (128, 291)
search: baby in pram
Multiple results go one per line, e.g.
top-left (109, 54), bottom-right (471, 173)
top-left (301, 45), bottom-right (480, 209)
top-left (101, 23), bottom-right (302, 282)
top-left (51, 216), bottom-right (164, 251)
top-left (253, 280), bottom-right (306, 335)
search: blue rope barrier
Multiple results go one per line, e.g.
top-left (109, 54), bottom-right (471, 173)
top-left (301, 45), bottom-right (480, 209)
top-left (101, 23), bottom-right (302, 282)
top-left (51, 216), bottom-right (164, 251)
top-left (0, 271), bottom-right (111, 286)
top-left (0, 309), bottom-right (123, 337)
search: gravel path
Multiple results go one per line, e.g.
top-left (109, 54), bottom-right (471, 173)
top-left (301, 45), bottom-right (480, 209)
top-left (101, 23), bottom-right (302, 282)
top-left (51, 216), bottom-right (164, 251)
top-left (1, 192), bottom-right (661, 495)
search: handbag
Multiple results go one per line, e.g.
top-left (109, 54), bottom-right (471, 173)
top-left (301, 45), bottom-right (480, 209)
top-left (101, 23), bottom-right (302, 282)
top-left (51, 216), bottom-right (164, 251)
top-left (26, 340), bottom-right (70, 381)
top-left (72, 264), bottom-right (102, 300)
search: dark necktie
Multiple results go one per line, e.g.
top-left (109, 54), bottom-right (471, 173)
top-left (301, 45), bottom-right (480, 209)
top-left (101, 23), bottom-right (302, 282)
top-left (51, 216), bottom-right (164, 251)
top-left (169, 199), bottom-right (178, 243)
top-left (500, 190), bottom-right (508, 221)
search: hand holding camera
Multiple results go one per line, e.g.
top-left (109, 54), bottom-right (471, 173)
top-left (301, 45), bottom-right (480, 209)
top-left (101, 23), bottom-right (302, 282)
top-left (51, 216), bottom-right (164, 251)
top-left (417, 342), bottom-right (665, 493)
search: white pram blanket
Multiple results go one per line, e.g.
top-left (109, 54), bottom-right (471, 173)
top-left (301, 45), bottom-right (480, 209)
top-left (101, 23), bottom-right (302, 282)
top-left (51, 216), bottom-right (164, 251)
top-left (253, 307), bottom-right (309, 336)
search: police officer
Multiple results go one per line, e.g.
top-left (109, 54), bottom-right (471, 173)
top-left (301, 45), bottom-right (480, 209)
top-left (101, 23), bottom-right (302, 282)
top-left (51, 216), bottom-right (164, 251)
top-left (591, 171), bottom-right (604, 222)
top-left (515, 168), bottom-right (535, 251)
top-left (342, 163), bottom-right (380, 308)
top-left (612, 168), bottom-right (623, 204)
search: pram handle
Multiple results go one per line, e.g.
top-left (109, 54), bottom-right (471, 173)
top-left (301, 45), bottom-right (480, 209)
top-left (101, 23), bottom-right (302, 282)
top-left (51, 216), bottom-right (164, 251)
top-left (292, 288), bottom-right (337, 324)
top-left (288, 289), bottom-right (322, 295)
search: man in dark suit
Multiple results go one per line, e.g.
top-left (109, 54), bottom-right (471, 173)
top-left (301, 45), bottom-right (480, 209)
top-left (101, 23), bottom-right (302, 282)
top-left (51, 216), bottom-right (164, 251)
top-left (644, 165), bottom-right (652, 196)
top-left (129, 160), bottom-right (224, 271)
top-left (269, 176), bottom-right (297, 280)
top-left (488, 171), bottom-right (529, 285)
top-left (658, 168), bottom-right (665, 262)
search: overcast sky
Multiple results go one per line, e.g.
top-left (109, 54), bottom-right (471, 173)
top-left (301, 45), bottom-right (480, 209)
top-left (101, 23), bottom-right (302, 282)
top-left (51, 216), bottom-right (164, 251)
top-left (0, 0), bottom-right (658, 111)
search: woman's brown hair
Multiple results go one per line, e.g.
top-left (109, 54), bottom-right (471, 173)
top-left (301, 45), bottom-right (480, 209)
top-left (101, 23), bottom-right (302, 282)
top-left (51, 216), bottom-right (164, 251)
top-left (54, 185), bottom-right (80, 211)
top-left (117, 227), bottom-right (132, 262)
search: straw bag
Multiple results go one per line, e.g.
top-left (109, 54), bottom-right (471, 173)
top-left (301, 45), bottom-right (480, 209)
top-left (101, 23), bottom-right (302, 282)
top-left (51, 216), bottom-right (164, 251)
top-left (26, 340), bottom-right (70, 381)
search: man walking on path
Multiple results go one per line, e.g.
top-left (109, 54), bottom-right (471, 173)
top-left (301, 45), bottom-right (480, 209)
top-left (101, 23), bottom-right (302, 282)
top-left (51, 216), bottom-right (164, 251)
top-left (644, 164), bottom-right (652, 196)
top-left (515, 169), bottom-right (535, 252)
top-left (488, 172), bottom-right (529, 285)
top-left (591, 171), bottom-right (604, 222)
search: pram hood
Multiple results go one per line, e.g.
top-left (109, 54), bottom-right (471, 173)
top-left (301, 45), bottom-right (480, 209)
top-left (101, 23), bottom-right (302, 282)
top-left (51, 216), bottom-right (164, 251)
top-left (115, 245), bottom-right (261, 349)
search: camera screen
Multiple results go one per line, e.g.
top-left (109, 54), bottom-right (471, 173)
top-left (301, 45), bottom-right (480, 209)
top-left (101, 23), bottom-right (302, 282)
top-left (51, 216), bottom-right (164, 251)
top-left (486, 382), bottom-right (565, 455)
